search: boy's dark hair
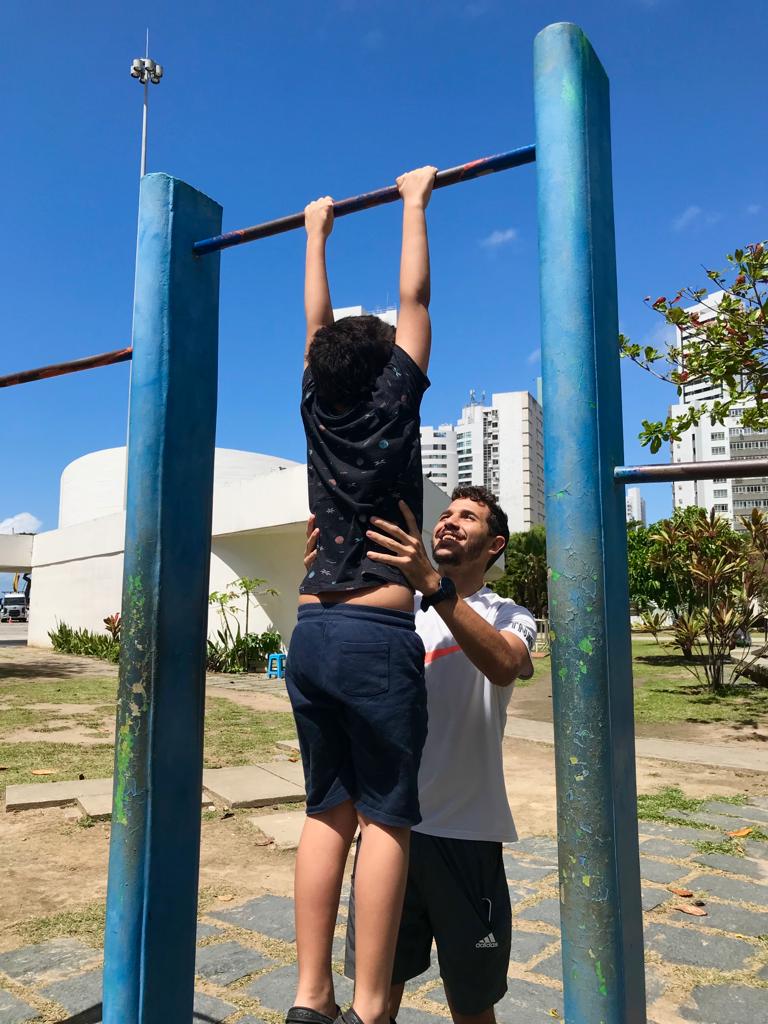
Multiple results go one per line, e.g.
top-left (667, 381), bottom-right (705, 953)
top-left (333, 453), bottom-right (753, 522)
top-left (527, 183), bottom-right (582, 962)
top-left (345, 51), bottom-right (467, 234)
top-left (450, 485), bottom-right (510, 570)
top-left (308, 315), bottom-right (395, 407)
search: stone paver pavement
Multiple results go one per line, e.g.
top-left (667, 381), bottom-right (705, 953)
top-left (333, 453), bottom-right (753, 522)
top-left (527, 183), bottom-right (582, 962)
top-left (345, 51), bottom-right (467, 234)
top-left (1, 800), bottom-right (767, 1023)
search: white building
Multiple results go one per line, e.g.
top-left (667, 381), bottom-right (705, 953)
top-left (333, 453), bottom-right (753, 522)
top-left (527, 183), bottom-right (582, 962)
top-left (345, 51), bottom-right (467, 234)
top-left (423, 390), bottom-right (545, 533)
top-left (420, 424), bottom-right (458, 495)
top-left (625, 487), bottom-right (646, 526)
top-left (670, 292), bottom-right (768, 529)
top-left (0, 448), bottom-right (459, 648)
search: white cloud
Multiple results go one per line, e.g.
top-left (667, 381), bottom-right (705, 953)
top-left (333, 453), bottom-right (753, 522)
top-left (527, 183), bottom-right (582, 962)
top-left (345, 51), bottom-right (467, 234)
top-left (747, 203), bottom-right (762, 216)
top-left (527, 347), bottom-right (541, 364)
top-left (672, 205), bottom-right (702, 232)
top-left (0, 512), bottom-right (42, 535)
top-left (480, 227), bottom-right (517, 248)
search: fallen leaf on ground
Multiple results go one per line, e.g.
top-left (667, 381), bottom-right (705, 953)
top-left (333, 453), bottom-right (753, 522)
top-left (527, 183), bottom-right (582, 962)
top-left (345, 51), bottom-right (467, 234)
top-left (253, 835), bottom-right (273, 847)
top-left (667, 886), bottom-right (694, 897)
top-left (673, 904), bottom-right (707, 916)
top-left (219, 894), bottom-right (235, 902)
top-left (727, 827), bottom-right (753, 838)
top-left (31, 769), bottom-right (55, 776)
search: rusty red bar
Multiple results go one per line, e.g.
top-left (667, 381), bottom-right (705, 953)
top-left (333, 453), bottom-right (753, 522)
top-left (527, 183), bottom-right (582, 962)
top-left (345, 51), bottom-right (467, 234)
top-left (193, 145), bottom-right (536, 255)
top-left (0, 347), bottom-right (132, 389)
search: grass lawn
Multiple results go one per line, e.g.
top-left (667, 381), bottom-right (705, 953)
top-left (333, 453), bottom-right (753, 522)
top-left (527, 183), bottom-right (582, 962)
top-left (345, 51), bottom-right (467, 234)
top-left (528, 634), bottom-right (768, 726)
top-left (0, 673), bottom-right (297, 794)
top-left (631, 634), bottom-right (768, 725)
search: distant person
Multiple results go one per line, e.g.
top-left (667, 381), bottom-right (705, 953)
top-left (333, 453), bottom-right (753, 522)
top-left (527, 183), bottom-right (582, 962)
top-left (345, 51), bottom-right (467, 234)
top-left (307, 485), bottom-right (536, 1024)
top-left (285, 165), bottom-right (437, 1024)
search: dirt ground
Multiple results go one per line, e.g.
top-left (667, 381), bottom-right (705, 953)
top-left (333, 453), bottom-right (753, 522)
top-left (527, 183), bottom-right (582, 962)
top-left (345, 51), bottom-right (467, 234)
top-left (2, 643), bottom-right (768, 946)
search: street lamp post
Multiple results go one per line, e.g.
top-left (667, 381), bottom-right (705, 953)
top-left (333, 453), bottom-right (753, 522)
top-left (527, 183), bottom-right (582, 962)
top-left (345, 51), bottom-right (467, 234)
top-left (130, 55), bottom-right (163, 178)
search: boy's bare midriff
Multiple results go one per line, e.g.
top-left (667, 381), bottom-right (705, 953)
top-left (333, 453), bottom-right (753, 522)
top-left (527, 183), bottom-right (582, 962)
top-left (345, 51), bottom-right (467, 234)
top-left (298, 582), bottom-right (413, 612)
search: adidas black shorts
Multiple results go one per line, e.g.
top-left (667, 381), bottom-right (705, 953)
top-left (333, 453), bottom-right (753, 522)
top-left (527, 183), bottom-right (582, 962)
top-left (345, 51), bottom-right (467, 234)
top-left (345, 831), bottom-right (511, 1015)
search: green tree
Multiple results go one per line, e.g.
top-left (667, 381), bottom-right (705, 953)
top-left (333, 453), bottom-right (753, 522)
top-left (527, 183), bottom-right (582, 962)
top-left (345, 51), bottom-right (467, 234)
top-left (492, 525), bottom-right (548, 619)
top-left (620, 242), bottom-right (768, 452)
top-left (641, 508), bottom-right (768, 692)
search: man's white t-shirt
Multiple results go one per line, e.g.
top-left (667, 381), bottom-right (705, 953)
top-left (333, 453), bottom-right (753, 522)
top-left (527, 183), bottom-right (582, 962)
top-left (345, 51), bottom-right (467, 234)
top-left (413, 587), bottom-right (537, 844)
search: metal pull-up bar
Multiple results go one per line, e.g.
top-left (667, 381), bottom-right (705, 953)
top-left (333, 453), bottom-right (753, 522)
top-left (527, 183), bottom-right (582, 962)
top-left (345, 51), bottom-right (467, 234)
top-left (0, 346), bottom-right (132, 389)
top-left (192, 145), bottom-right (537, 255)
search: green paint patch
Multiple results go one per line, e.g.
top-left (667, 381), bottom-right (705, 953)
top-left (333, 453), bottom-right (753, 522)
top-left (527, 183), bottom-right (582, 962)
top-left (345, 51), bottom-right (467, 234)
top-left (569, 756), bottom-right (579, 765)
top-left (582, 874), bottom-right (591, 887)
top-left (578, 638), bottom-right (594, 655)
top-left (550, 569), bottom-right (561, 581)
top-left (578, 662), bottom-right (587, 675)
top-left (594, 959), bottom-right (607, 997)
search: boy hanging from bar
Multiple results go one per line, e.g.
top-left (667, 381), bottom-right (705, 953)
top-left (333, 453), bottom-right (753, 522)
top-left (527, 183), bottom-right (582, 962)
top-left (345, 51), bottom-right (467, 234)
top-left (284, 165), bottom-right (437, 1024)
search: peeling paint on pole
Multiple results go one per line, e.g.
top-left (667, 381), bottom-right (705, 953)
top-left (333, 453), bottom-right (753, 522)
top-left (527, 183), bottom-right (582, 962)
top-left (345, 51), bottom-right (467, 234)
top-left (103, 173), bottom-right (222, 1024)
top-left (534, 22), bottom-right (646, 1024)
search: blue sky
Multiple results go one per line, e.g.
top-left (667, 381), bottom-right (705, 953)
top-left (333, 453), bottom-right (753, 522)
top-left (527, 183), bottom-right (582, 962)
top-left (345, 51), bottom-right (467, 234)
top-left (2, 0), bottom-right (766, 553)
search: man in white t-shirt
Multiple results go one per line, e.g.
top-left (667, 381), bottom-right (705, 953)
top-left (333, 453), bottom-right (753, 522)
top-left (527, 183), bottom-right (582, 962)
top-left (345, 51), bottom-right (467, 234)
top-left (307, 485), bottom-right (536, 1024)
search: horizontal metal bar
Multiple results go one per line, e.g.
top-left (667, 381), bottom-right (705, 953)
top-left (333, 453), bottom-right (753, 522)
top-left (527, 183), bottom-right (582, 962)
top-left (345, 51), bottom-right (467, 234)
top-left (192, 145), bottom-right (536, 256)
top-left (615, 458), bottom-right (768, 483)
top-left (0, 347), bottom-right (133, 389)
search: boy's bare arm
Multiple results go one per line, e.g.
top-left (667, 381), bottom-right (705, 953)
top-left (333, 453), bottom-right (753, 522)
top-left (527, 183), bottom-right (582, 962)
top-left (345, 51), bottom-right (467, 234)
top-left (304, 197), bottom-right (335, 368)
top-left (395, 166), bottom-right (437, 375)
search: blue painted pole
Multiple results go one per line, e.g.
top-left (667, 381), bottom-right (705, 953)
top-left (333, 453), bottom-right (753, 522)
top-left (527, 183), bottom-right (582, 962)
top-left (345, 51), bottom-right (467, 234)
top-left (103, 173), bottom-right (222, 1023)
top-left (534, 23), bottom-right (646, 1024)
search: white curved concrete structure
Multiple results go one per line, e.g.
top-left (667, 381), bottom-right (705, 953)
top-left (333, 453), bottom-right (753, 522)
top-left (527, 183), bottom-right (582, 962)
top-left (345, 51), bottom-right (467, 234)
top-left (27, 445), bottom-right (458, 650)
top-left (59, 447), bottom-right (299, 528)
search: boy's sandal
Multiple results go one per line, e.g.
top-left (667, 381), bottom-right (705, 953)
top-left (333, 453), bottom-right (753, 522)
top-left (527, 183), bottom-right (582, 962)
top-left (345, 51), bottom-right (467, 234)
top-left (286, 1007), bottom-right (340, 1024)
top-left (335, 1008), bottom-right (397, 1024)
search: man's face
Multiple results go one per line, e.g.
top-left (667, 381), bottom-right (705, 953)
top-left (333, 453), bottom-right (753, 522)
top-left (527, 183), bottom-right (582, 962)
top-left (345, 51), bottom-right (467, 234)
top-left (431, 498), bottom-right (504, 569)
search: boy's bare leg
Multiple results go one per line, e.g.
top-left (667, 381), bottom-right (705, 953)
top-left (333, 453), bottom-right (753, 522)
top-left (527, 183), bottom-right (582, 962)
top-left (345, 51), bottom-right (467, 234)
top-left (351, 815), bottom-right (411, 1024)
top-left (389, 982), bottom-right (405, 1019)
top-left (294, 800), bottom-right (359, 1016)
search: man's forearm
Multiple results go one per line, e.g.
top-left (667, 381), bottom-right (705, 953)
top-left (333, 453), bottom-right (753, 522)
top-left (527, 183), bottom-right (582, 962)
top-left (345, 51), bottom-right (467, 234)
top-left (305, 235), bottom-right (333, 342)
top-left (435, 596), bottom-right (523, 688)
top-left (399, 204), bottom-right (430, 307)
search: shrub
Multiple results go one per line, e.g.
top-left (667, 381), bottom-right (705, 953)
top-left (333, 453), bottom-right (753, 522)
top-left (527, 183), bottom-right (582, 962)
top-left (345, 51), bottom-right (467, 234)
top-left (49, 622), bottom-right (120, 664)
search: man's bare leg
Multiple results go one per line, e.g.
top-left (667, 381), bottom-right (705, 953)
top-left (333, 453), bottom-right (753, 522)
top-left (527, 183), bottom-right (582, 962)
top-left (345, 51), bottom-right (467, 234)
top-left (294, 800), bottom-right (359, 1016)
top-left (349, 815), bottom-right (410, 1024)
top-left (444, 985), bottom-right (496, 1024)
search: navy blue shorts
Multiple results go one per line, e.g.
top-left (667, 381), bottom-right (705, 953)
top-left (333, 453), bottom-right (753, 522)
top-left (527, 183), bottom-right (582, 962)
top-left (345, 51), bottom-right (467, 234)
top-left (285, 604), bottom-right (428, 827)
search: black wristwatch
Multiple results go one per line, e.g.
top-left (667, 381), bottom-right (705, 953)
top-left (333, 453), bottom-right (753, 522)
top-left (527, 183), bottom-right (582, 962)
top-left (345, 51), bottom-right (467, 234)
top-left (420, 575), bottom-right (457, 612)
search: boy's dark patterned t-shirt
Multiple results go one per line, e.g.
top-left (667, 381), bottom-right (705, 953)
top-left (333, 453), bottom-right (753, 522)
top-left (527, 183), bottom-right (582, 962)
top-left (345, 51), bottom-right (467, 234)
top-left (300, 344), bottom-right (430, 594)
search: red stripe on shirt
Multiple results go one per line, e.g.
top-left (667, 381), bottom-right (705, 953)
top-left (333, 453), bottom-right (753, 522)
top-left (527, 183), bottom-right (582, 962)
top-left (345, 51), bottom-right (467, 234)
top-left (424, 644), bottom-right (462, 665)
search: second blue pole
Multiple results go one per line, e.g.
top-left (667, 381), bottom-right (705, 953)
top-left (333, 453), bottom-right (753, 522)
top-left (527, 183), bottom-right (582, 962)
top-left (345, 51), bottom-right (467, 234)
top-left (534, 22), bottom-right (646, 1024)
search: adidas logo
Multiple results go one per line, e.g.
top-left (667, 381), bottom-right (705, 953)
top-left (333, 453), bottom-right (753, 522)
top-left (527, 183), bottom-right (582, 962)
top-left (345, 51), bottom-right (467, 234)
top-left (475, 932), bottom-right (499, 949)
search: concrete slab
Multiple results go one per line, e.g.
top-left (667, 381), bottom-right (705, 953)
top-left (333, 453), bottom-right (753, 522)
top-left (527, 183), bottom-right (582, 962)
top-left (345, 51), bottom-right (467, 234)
top-left (202, 766), bottom-right (304, 809)
top-left (644, 922), bottom-right (755, 969)
top-left (258, 761), bottom-right (306, 789)
top-left (40, 968), bottom-right (102, 1019)
top-left (5, 778), bottom-right (111, 812)
top-left (193, 991), bottom-right (238, 1023)
top-left (276, 739), bottom-right (301, 753)
top-left (687, 873), bottom-right (768, 907)
top-left (702, 801), bottom-right (768, 825)
top-left (210, 895), bottom-right (297, 941)
top-left (76, 789), bottom-right (213, 821)
top-left (0, 939), bottom-right (99, 986)
top-left (195, 941), bottom-right (274, 985)
top-left (0, 989), bottom-right (39, 1024)
top-left (681, 984), bottom-right (768, 1024)
top-left (247, 811), bottom-right (305, 850)
top-left (693, 852), bottom-right (768, 880)
top-left (508, 929), bottom-right (558, 964)
top-left (245, 963), bottom-right (353, 1011)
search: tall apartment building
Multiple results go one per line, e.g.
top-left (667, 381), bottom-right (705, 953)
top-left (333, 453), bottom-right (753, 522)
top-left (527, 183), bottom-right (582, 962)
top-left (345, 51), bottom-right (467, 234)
top-left (625, 487), bottom-right (646, 526)
top-left (421, 424), bottom-right (458, 494)
top-left (422, 391), bottom-right (545, 533)
top-left (670, 292), bottom-right (768, 530)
